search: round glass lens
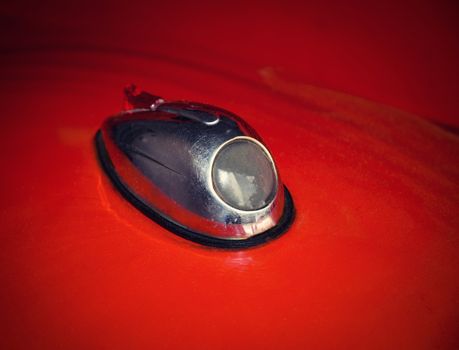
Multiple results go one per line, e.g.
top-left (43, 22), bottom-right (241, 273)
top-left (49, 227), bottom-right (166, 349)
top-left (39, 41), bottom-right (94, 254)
top-left (212, 139), bottom-right (277, 211)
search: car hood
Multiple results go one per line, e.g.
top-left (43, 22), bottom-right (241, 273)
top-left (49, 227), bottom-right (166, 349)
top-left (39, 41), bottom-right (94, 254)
top-left (1, 1), bottom-right (458, 349)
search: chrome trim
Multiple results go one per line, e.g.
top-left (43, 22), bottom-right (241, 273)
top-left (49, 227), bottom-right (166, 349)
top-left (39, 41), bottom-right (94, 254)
top-left (98, 98), bottom-right (291, 241)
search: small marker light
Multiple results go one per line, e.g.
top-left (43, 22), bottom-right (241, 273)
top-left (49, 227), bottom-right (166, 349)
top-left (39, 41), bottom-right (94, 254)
top-left (95, 86), bottom-right (294, 248)
top-left (212, 138), bottom-right (277, 211)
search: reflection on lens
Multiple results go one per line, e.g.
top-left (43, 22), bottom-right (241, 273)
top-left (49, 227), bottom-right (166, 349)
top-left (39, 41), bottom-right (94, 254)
top-left (212, 139), bottom-right (277, 211)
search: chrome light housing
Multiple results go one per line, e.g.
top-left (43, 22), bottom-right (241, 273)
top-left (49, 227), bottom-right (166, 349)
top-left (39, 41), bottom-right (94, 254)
top-left (95, 86), bottom-right (294, 248)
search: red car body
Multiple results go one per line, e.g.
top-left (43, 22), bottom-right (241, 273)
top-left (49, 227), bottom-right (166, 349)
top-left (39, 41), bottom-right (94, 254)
top-left (1, 1), bottom-right (458, 349)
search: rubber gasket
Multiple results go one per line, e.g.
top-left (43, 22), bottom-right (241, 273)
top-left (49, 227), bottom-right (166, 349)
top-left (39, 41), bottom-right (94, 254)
top-left (95, 130), bottom-right (295, 249)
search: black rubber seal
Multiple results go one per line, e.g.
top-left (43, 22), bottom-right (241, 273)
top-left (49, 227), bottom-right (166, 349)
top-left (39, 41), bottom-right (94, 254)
top-left (95, 130), bottom-right (295, 249)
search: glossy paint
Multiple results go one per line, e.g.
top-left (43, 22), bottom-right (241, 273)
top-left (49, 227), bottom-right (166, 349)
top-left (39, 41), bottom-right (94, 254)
top-left (1, 1), bottom-right (458, 349)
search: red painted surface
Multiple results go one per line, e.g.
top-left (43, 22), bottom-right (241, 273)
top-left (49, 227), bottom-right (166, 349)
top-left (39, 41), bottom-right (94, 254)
top-left (1, 1), bottom-right (458, 349)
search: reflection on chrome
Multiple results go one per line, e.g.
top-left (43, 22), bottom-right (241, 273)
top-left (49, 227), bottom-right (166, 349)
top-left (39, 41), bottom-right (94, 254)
top-left (96, 87), bottom-right (294, 247)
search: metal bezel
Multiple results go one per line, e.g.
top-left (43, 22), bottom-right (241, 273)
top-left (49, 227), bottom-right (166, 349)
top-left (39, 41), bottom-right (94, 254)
top-left (96, 129), bottom-right (295, 249)
top-left (96, 95), bottom-right (295, 245)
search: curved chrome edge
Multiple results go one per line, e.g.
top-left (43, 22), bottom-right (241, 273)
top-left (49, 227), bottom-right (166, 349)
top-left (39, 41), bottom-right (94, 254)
top-left (94, 130), bottom-right (295, 249)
